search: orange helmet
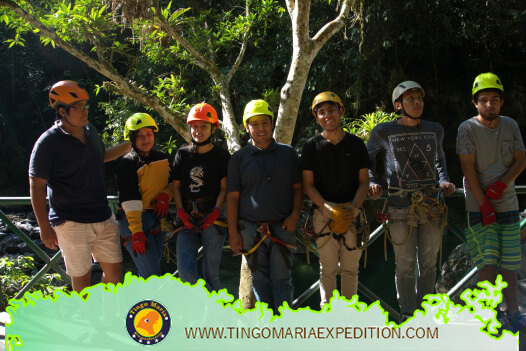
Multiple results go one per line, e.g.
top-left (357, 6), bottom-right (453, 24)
top-left (49, 80), bottom-right (89, 109)
top-left (186, 102), bottom-right (219, 128)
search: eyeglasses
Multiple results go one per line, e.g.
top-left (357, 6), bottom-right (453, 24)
top-left (70, 104), bottom-right (89, 112)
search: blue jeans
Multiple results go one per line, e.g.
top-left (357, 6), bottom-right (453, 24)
top-left (388, 206), bottom-right (441, 315)
top-left (118, 211), bottom-right (165, 278)
top-left (239, 219), bottom-right (294, 315)
top-left (176, 225), bottom-right (225, 292)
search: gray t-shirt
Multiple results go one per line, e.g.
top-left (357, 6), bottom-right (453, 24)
top-left (367, 119), bottom-right (450, 207)
top-left (456, 116), bottom-right (525, 212)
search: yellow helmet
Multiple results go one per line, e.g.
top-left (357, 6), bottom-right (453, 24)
top-left (124, 113), bottom-right (159, 140)
top-left (472, 73), bottom-right (503, 98)
top-left (311, 92), bottom-right (344, 117)
top-left (243, 100), bottom-right (274, 127)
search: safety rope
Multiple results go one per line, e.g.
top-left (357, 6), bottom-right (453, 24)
top-left (302, 206), bottom-right (315, 264)
top-left (242, 221), bottom-right (297, 256)
top-left (302, 204), bottom-right (369, 265)
top-left (355, 209), bottom-right (370, 268)
top-left (238, 221), bottom-right (296, 272)
top-left (380, 185), bottom-right (448, 267)
top-left (160, 217), bottom-right (178, 265)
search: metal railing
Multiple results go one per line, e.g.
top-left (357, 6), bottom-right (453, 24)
top-left (1, 187), bottom-right (525, 317)
top-left (291, 186), bottom-right (526, 320)
top-left (0, 196), bottom-right (119, 308)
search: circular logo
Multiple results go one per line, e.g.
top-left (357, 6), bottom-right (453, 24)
top-left (126, 300), bottom-right (171, 345)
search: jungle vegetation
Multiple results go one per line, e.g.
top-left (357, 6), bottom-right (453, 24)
top-left (1, 0), bottom-right (525, 194)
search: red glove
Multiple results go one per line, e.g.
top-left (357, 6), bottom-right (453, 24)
top-left (484, 180), bottom-right (507, 200)
top-left (200, 207), bottom-right (221, 230)
top-left (479, 198), bottom-right (496, 226)
top-left (177, 208), bottom-right (194, 229)
top-left (131, 232), bottom-right (149, 255)
top-left (153, 193), bottom-right (170, 217)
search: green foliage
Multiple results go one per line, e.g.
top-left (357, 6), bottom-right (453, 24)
top-left (159, 135), bottom-right (178, 155)
top-left (342, 107), bottom-right (397, 142)
top-left (2, 0), bottom-right (526, 190)
top-left (262, 87), bottom-right (280, 112)
top-left (98, 97), bottom-right (137, 145)
top-left (294, 120), bottom-right (321, 156)
top-left (151, 74), bottom-right (187, 110)
top-left (0, 256), bottom-right (68, 305)
top-left (294, 107), bottom-right (396, 154)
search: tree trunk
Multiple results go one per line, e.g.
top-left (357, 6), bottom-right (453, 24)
top-left (239, 256), bottom-right (256, 310)
top-left (214, 77), bottom-right (242, 153)
top-left (275, 46), bottom-right (315, 145)
top-left (274, 0), bottom-right (356, 145)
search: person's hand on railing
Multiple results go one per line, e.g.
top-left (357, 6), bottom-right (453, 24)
top-left (440, 182), bottom-right (456, 195)
top-left (368, 184), bottom-right (383, 199)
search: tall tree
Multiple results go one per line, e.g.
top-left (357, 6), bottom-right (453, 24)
top-left (1, 0), bottom-right (358, 150)
top-left (274, 0), bottom-right (358, 144)
top-left (0, 0), bottom-right (264, 150)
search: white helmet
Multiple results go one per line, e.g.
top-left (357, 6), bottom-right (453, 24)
top-left (392, 81), bottom-right (425, 108)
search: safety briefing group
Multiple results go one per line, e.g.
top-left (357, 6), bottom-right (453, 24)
top-left (28, 73), bottom-right (526, 332)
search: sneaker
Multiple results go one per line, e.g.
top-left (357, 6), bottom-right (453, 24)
top-left (495, 310), bottom-right (511, 336)
top-left (507, 311), bottom-right (526, 335)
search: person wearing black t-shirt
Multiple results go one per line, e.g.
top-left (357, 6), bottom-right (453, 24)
top-left (173, 103), bottom-right (230, 291)
top-left (301, 92), bottom-right (370, 307)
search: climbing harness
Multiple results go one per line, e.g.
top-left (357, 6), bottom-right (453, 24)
top-left (375, 208), bottom-right (390, 223)
top-left (382, 183), bottom-right (448, 267)
top-left (176, 196), bottom-right (221, 234)
top-left (240, 220), bottom-right (297, 272)
top-left (355, 209), bottom-right (371, 267)
top-left (302, 205), bottom-right (316, 264)
top-left (158, 214), bottom-right (178, 265)
top-left (167, 200), bottom-right (227, 263)
top-left (303, 203), bottom-right (370, 265)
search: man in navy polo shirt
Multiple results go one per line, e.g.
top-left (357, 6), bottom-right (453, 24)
top-left (227, 99), bottom-right (302, 315)
top-left (29, 80), bottom-right (131, 293)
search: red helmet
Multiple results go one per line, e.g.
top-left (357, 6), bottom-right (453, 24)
top-left (49, 80), bottom-right (89, 109)
top-left (187, 102), bottom-right (219, 128)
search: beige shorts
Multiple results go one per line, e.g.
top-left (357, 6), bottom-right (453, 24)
top-left (54, 214), bottom-right (123, 277)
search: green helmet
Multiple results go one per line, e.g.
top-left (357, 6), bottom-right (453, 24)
top-left (472, 73), bottom-right (503, 98)
top-left (243, 100), bottom-right (274, 127)
top-left (124, 113), bottom-right (159, 140)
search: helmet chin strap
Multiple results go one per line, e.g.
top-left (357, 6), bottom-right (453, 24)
top-left (191, 135), bottom-right (212, 146)
top-left (61, 109), bottom-right (80, 129)
top-left (400, 101), bottom-right (421, 120)
top-left (402, 109), bottom-right (421, 120)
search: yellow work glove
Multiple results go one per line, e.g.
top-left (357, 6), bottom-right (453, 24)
top-left (322, 202), bottom-right (357, 234)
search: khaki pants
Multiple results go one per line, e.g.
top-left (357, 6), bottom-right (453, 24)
top-left (313, 207), bottom-right (362, 307)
